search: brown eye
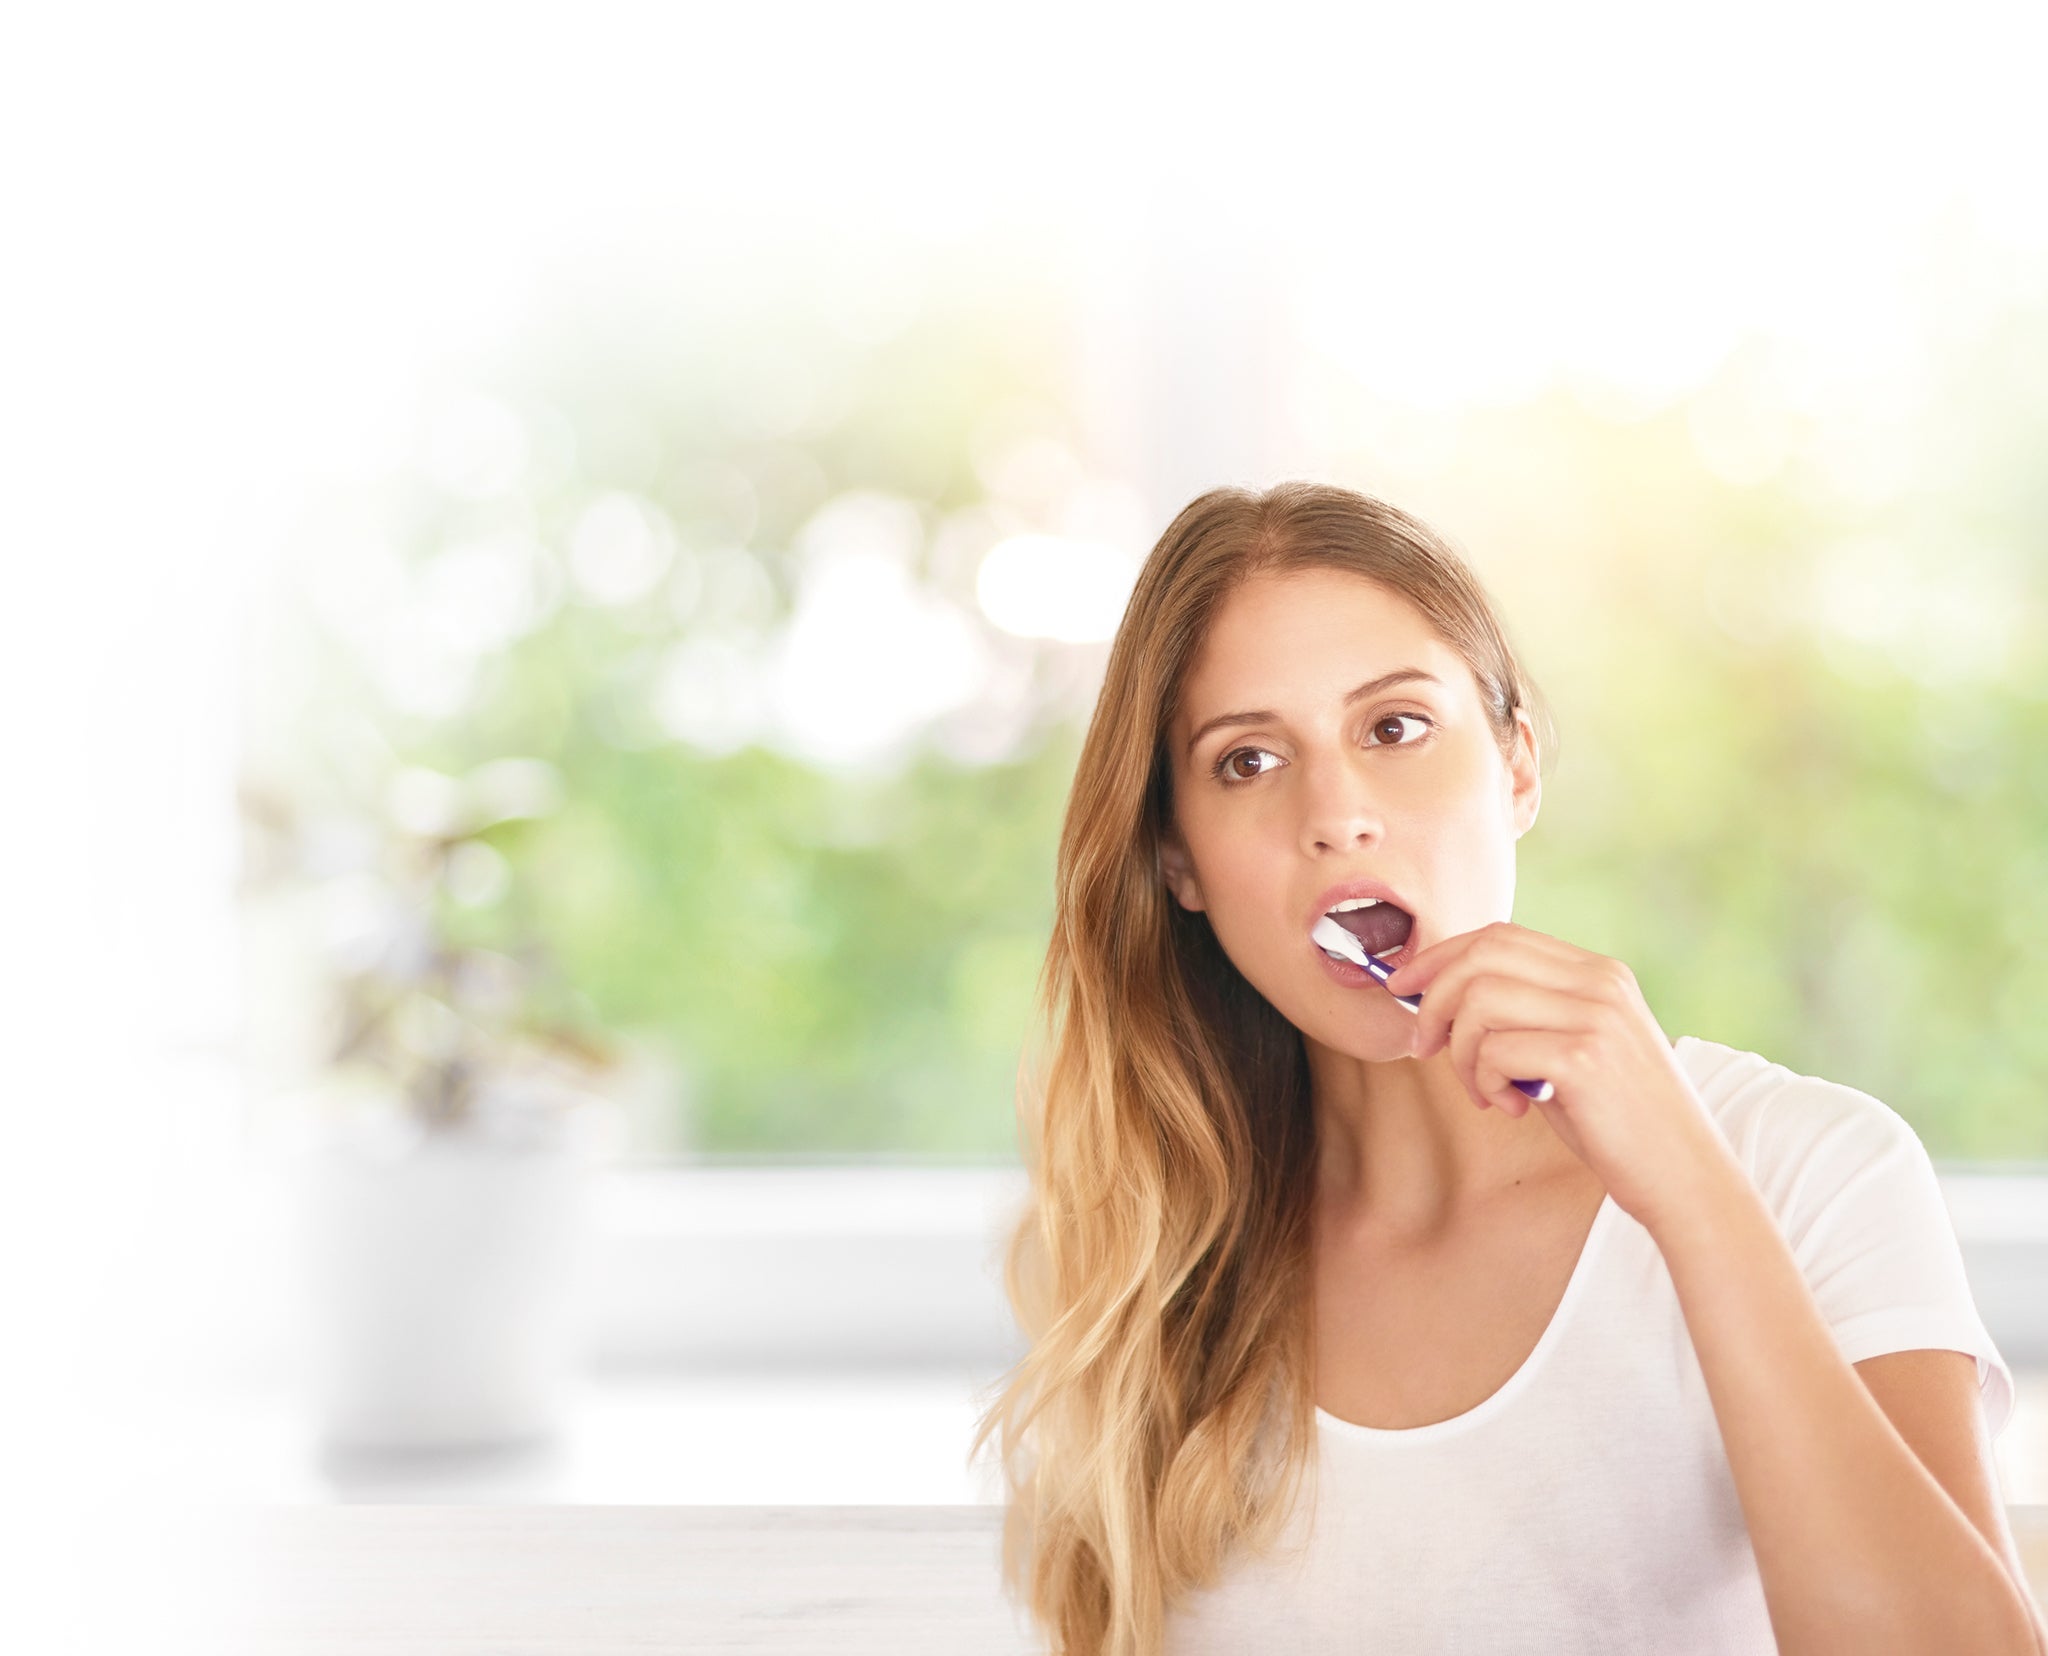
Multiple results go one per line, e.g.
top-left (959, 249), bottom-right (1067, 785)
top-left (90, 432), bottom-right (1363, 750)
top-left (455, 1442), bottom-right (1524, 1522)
top-left (1370, 714), bottom-right (1431, 747)
top-left (1213, 746), bottom-right (1277, 783)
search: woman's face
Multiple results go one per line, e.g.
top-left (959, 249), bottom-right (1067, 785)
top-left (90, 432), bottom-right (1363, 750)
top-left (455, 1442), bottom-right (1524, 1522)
top-left (1161, 566), bottom-right (1541, 1061)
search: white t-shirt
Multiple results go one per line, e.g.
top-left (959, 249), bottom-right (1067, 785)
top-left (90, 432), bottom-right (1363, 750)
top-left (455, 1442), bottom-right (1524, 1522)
top-left (1161, 1034), bottom-right (2015, 1656)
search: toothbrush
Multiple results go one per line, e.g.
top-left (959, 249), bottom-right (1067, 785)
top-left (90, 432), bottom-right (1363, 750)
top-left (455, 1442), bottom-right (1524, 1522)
top-left (1311, 916), bottom-right (1556, 1104)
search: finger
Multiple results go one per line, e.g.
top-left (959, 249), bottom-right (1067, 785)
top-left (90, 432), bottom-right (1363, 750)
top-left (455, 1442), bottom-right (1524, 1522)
top-left (1410, 952), bottom-right (1616, 1056)
top-left (1469, 1026), bottom-right (1589, 1105)
top-left (1447, 1008), bottom-right (1488, 1107)
top-left (1474, 1056), bottom-right (1523, 1113)
top-left (1418, 971), bottom-right (1604, 1063)
top-left (1441, 979), bottom-right (1590, 1108)
top-left (1471, 1045), bottom-right (1549, 1116)
top-left (1386, 922), bottom-right (1590, 999)
top-left (1380, 927), bottom-right (1481, 995)
top-left (1383, 918), bottom-right (1574, 988)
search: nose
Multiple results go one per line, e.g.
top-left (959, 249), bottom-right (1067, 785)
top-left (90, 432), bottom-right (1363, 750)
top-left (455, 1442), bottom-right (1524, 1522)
top-left (1296, 747), bottom-right (1389, 856)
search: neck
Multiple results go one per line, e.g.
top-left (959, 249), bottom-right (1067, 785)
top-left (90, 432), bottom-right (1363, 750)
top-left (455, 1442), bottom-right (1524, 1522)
top-left (1306, 1043), bottom-right (1580, 1236)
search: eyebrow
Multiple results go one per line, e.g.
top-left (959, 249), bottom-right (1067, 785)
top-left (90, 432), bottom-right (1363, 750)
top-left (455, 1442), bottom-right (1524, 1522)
top-left (1183, 669), bottom-right (1446, 760)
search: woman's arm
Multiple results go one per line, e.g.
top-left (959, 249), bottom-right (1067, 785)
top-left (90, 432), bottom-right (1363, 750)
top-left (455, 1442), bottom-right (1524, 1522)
top-left (1648, 1146), bottom-right (2046, 1656)
top-left (1385, 923), bottom-right (2045, 1655)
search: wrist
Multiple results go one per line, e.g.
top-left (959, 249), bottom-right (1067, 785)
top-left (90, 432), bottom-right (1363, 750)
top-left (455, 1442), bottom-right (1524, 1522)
top-left (1635, 1126), bottom-right (1759, 1252)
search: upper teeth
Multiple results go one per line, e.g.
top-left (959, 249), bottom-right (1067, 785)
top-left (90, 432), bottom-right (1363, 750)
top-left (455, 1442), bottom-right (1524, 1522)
top-left (1328, 897), bottom-right (1383, 913)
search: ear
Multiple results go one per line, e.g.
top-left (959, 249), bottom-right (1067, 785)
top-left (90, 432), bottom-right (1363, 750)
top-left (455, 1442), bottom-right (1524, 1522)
top-left (1507, 706), bottom-right (1541, 840)
top-left (1159, 824), bottom-right (1207, 912)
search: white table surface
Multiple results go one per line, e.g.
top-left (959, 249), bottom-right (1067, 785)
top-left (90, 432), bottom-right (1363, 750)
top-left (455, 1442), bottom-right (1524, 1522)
top-left (161, 1506), bottom-right (1044, 1655)
top-left (142, 1502), bottom-right (2048, 1656)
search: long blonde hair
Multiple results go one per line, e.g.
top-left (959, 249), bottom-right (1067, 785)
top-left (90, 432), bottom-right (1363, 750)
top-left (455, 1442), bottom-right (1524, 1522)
top-left (968, 480), bottom-right (1558, 1656)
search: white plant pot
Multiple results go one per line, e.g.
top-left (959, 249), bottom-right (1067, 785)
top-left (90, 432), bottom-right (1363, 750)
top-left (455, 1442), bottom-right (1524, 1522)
top-left (295, 1107), bottom-right (604, 1451)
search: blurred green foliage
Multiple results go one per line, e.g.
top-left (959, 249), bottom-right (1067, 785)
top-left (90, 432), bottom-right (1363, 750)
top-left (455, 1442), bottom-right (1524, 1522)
top-left (255, 258), bottom-right (2048, 1162)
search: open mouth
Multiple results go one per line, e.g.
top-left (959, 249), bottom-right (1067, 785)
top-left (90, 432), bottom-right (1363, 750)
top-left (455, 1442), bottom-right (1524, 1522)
top-left (1320, 896), bottom-right (1415, 959)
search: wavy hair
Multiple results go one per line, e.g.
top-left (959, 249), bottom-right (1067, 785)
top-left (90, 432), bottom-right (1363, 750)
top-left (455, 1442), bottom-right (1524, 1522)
top-left (967, 480), bottom-right (1558, 1656)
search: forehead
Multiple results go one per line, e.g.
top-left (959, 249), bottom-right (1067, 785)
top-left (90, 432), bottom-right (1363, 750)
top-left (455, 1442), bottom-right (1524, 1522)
top-left (1176, 568), bottom-right (1463, 716)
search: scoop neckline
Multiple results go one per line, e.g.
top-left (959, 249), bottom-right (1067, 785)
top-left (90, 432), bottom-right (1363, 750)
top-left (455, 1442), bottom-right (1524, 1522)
top-left (1313, 1185), bottom-right (1621, 1445)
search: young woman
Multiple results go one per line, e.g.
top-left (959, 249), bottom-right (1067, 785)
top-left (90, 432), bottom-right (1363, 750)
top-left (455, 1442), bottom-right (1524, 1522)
top-left (969, 482), bottom-right (2043, 1655)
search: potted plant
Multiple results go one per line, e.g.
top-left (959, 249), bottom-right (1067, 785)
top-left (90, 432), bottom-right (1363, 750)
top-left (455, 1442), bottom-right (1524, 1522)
top-left (243, 760), bottom-right (626, 1452)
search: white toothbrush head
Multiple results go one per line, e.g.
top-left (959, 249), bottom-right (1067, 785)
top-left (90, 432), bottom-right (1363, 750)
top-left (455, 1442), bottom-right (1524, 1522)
top-left (1311, 914), bottom-right (1423, 1012)
top-left (1311, 913), bottom-right (1369, 965)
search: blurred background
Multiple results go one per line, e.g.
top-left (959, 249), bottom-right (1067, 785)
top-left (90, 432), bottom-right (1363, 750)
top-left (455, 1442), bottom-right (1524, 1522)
top-left (5, 0), bottom-right (2048, 1640)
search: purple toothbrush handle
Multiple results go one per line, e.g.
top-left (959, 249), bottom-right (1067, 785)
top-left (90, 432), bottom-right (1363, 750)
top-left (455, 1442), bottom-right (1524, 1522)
top-left (1363, 954), bottom-right (1554, 1102)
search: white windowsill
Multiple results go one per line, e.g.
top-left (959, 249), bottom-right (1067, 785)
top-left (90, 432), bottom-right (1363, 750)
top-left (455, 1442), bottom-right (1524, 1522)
top-left (176, 1160), bottom-right (2048, 1505)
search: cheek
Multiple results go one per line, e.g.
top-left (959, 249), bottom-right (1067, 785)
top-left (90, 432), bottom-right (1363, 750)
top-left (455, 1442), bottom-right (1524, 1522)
top-left (1436, 814), bottom-right (1520, 919)
top-left (1182, 837), bottom-right (1289, 949)
top-left (1205, 849), bottom-right (1282, 929)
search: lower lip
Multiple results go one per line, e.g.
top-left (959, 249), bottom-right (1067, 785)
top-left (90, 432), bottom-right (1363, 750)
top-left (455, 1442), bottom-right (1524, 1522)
top-left (1311, 930), bottom-right (1417, 987)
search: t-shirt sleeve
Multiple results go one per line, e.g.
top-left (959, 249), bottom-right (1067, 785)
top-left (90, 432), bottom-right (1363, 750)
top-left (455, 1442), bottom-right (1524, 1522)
top-left (1739, 1072), bottom-right (2015, 1442)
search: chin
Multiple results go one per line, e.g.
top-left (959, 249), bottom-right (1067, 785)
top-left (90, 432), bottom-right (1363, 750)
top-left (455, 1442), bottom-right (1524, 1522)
top-left (1314, 1016), bottom-right (1420, 1064)
top-left (1274, 984), bottom-right (1421, 1063)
